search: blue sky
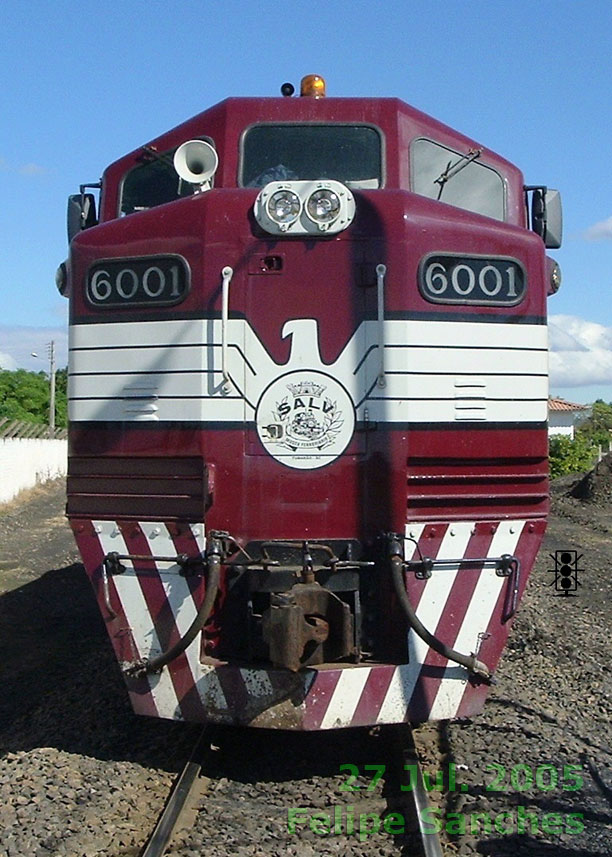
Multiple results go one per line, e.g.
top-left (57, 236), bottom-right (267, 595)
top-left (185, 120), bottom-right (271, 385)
top-left (1, 0), bottom-right (611, 403)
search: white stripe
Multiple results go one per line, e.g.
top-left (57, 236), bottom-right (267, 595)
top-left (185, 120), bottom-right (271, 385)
top-left (196, 665), bottom-right (228, 711)
top-left (319, 667), bottom-right (372, 729)
top-left (70, 317), bottom-right (548, 352)
top-left (365, 373), bottom-right (546, 402)
top-left (240, 668), bottom-right (274, 698)
top-left (160, 573), bottom-right (202, 685)
top-left (68, 395), bottom-right (248, 423)
top-left (382, 345), bottom-right (545, 375)
top-left (377, 522), bottom-right (473, 722)
top-left (139, 521), bottom-right (182, 571)
top-left (404, 523), bottom-right (426, 554)
top-left (69, 318), bottom-right (548, 425)
top-left (138, 521), bottom-right (204, 703)
top-left (93, 520), bottom-right (182, 719)
top-left (428, 520), bottom-right (526, 720)
top-left (189, 523), bottom-right (206, 555)
top-left (361, 398), bottom-right (547, 424)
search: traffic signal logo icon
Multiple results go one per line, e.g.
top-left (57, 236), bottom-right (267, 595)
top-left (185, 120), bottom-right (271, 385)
top-left (549, 550), bottom-right (582, 597)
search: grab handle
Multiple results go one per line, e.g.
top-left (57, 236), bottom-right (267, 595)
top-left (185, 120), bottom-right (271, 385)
top-left (376, 263), bottom-right (386, 388)
top-left (221, 266), bottom-right (233, 392)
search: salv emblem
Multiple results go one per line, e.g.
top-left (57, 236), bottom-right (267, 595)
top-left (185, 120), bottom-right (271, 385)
top-left (256, 371), bottom-right (355, 469)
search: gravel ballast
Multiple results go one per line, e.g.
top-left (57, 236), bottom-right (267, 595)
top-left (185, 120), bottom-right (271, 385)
top-left (0, 477), bottom-right (610, 856)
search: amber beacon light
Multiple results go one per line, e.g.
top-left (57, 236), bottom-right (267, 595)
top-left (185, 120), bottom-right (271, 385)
top-left (300, 74), bottom-right (326, 98)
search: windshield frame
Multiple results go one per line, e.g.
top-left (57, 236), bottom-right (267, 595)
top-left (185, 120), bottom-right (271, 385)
top-left (238, 121), bottom-right (386, 189)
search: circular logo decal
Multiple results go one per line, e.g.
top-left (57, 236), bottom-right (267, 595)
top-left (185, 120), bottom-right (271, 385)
top-left (256, 371), bottom-right (355, 470)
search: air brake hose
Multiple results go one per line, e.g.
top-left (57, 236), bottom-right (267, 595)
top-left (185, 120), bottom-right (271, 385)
top-left (127, 549), bottom-right (221, 677)
top-left (390, 554), bottom-right (493, 682)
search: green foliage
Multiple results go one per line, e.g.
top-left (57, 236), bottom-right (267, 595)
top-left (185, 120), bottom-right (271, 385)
top-left (576, 399), bottom-right (612, 447)
top-left (548, 433), bottom-right (597, 478)
top-left (55, 367), bottom-right (67, 427)
top-left (0, 368), bottom-right (67, 428)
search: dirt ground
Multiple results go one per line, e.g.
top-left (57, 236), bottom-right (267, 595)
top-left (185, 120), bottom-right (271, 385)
top-left (0, 482), bottom-right (80, 593)
top-left (0, 474), bottom-right (611, 856)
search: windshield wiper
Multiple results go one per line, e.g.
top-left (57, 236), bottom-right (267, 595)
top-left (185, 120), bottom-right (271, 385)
top-left (434, 147), bottom-right (482, 200)
top-left (138, 145), bottom-right (175, 168)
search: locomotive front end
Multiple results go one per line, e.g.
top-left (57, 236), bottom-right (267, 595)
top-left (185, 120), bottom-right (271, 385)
top-left (62, 79), bottom-right (561, 728)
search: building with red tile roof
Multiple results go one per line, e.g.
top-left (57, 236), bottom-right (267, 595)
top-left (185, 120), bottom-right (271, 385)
top-left (548, 397), bottom-right (591, 438)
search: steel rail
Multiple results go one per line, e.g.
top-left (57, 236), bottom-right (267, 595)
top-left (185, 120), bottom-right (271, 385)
top-left (138, 729), bottom-right (209, 857)
top-left (386, 724), bottom-right (445, 857)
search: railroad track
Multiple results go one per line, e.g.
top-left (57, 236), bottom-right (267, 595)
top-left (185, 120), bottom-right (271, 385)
top-left (135, 724), bottom-right (445, 857)
top-left (138, 727), bottom-right (212, 857)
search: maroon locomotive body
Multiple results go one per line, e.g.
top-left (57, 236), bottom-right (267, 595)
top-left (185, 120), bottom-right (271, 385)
top-left (60, 76), bottom-right (562, 728)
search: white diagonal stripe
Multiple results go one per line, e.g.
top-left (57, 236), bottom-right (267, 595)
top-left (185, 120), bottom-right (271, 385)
top-left (320, 667), bottom-right (372, 729)
top-left (404, 523), bottom-right (426, 557)
top-left (377, 522), bottom-right (474, 722)
top-left (139, 521), bottom-right (203, 702)
top-left (139, 521), bottom-right (181, 571)
top-left (428, 520), bottom-right (526, 719)
top-left (93, 520), bottom-right (182, 719)
top-left (240, 668), bottom-right (274, 698)
top-left (189, 523), bottom-right (206, 555)
top-left (196, 665), bottom-right (227, 711)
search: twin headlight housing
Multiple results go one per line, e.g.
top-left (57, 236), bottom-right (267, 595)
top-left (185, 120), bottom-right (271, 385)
top-left (254, 180), bottom-right (355, 236)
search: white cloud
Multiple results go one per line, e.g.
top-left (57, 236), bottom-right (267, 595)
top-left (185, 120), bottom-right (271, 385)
top-left (0, 326), bottom-right (68, 372)
top-left (0, 351), bottom-right (17, 370)
top-left (549, 314), bottom-right (612, 387)
top-left (583, 216), bottom-right (612, 241)
top-left (0, 156), bottom-right (48, 177)
top-left (18, 162), bottom-right (48, 176)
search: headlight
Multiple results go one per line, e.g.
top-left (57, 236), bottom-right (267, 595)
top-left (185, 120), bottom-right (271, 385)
top-left (266, 190), bottom-right (301, 229)
top-left (55, 260), bottom-right (69, 297)
top-left (306, 189), bottom-right (341, 228)
top-left (546, 256), bottom-right (562, 295)
top-left (550, 261), bottom-right (562, 292)
top-left (254, 180), bottom-right (355, 237)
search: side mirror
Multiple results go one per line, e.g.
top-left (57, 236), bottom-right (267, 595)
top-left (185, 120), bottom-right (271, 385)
top-left (67, 192), bottom-right (98, 242)
top-left (528, 186), bottom-right (562, 249)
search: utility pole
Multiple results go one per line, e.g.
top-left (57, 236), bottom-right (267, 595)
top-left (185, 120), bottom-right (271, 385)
top-left (31, 340), bottom-right (57, 433)
top-left (48, 340), bottom-right (56, 433)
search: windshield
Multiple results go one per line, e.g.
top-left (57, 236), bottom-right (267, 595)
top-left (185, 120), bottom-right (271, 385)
top-left (120, 140), bottom-right (215, 215)
top-left (241, 124), bottom-right (383, 188)
top-left (411, 138), bottom-right (505, 221)
top-left (120, 148), bottom-right (192, 215)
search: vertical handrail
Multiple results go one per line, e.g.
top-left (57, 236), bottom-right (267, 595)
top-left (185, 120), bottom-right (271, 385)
top-left (376, 263), bottom-right (386, 388)
top-left (221, 266), bottom-right (233, 392)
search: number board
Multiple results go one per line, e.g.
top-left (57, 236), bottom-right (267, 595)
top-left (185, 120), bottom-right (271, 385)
top-left (419, 254), bottom-right (526, 306)
top-left (86, 256), bottom-right (190, 308)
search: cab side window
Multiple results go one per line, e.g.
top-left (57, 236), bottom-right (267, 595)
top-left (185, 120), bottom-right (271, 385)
top-left (411, 138), bottom-right (505, 221)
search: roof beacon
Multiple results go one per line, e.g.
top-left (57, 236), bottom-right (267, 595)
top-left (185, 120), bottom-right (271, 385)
top-left (300, 74), bottom-right (326, 98)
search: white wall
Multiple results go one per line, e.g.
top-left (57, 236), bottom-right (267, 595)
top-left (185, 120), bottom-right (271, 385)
top-left (548, 413), bottom-right (576, 439)
top-left (0, 438), bottom-right (67, 504)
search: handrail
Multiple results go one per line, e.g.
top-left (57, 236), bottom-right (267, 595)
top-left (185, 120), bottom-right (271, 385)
top-left (221, 266), bottom-right (234, 392)
top-left (376, 263), bottom-right (386, 388)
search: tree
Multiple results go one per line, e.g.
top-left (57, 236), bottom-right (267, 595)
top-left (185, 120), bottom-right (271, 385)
top-left (0, 368), bottom-right (67, 428)
top-left (576, 400), bottom-right (612, 448)
top-left (55, 367), bottom-right (68, 427)
top-left (548, 434), bottom-right (597, 478)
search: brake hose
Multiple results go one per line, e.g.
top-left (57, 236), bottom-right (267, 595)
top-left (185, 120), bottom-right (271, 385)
top-left (126, 549), bottom-right (221, 677)
top-left (390, 553), bottom-right (492, 681)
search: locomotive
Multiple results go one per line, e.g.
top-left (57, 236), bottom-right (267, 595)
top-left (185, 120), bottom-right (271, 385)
top-left (59, 75), bottom-right (562, 729)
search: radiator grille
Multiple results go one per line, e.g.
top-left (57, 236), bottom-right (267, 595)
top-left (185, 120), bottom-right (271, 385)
top-left (67, 456), bottom-right (207, 520)
top-left (407, 456), bottom-right (548, 520)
